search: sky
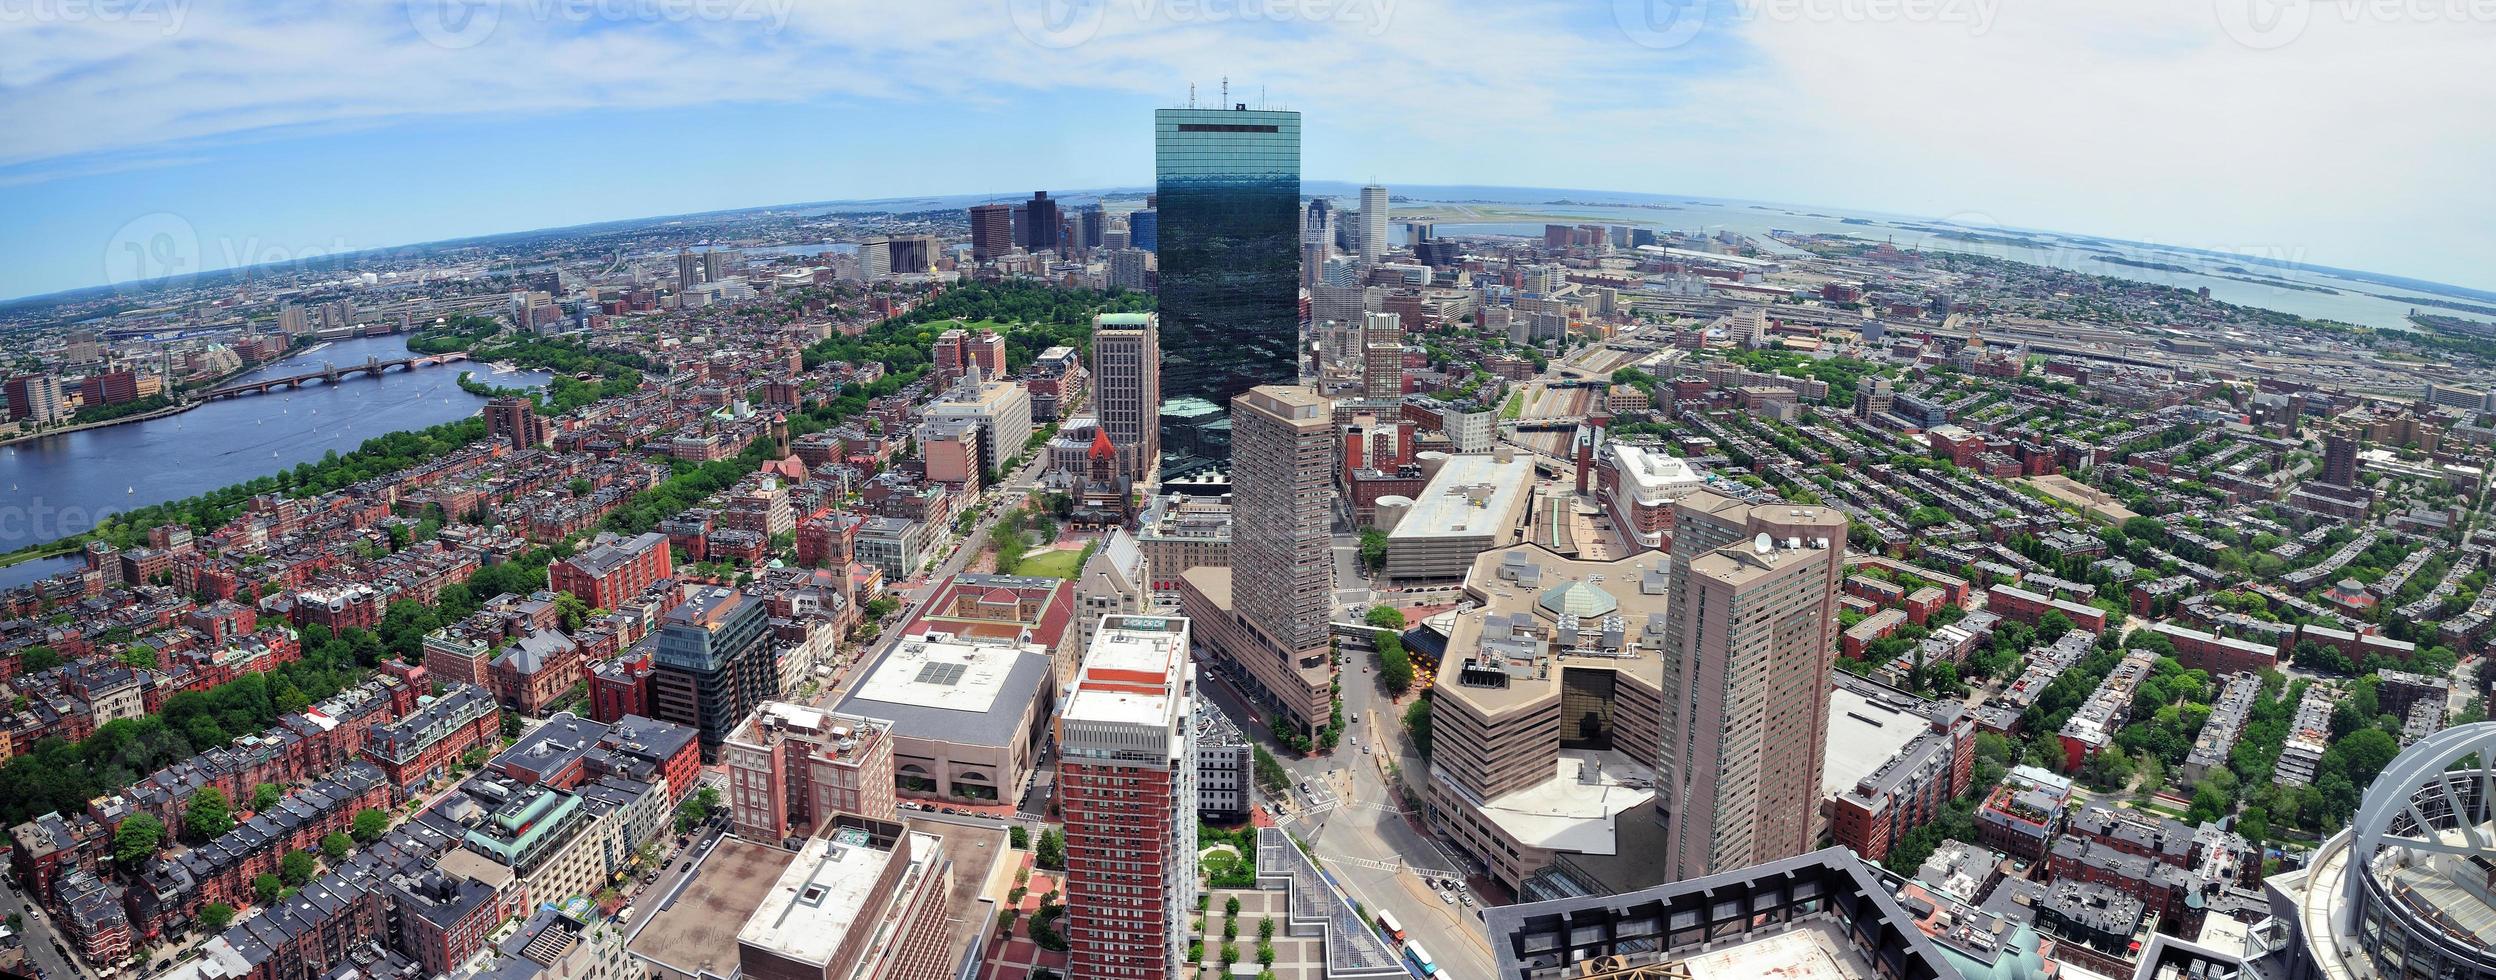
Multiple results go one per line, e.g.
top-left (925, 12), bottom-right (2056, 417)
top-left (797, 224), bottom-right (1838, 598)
top-left (3, 0), bottom-right (2491, 301)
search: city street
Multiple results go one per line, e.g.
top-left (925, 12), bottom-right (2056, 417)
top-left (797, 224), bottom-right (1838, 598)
top-left (1, 873), bottom-right (88, 980)
top-left (1196, 569), bottom-right (1495, 980)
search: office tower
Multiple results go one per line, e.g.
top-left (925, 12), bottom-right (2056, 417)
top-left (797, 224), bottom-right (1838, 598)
top-left (1058, 615), bottom-right (1198, 980)
top-left (5, 374), bottom-right (70, 424)
top-left (1092, 313), bottom-right (1161, 479)
top-left (1025, 191), bottom-right (1061, 251)
top-left (1311, 283), bottom-right (1378, 336)
top-left (1321, 255), bottom-right (1362, 287)
top-left (703, 248), bottom-right (731, 284)
top-left (675, 248), bottom-right (701, 291)
top-left (1233, 385), bottom-right (1334, 671)
top-left (2322, 430), bottom-right (2359, 487)
top-left (277, 302), bottom-right (308, 336)
top-left (1300, 199), bottom-right (1335, 290)
top-left (858, 240), bottom-right (892, 279)
top-left (968, 203), bottom-right (1012, 263)
top-left (1358, 183), bottom-right (1389, 264)
top-left (1128, 208), bottom-right (1157, 252)
top-left (887, 235), bottom-right (935, 275)
top-left (1361, 311), bottom-right (1404, 399)
top-left (1655, 494), bottom-right (1846, 882)
top-left (723, 702), bottom-right (896, 844)
top-left (1153, 106), bottom-right (1301, 476)
top-left (483, 396), bottom-right (551, 450)
top-left (1303, 198), bottom-right (1334, 247)
top-left (651, 587), bottom-right (780, 761)
top-left (1079, 205), bottom-right (1106, 248)
top-left (1108, 247), bottom-right (1150, 291)
top-left (1010, 204), bottom-right (1032, 248)
top-left (1853, 376), bottom-right (1894, 420)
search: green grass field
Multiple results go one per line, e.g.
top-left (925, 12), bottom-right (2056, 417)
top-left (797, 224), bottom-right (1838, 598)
top-left (1014, 548), bottom-right (1084, 579)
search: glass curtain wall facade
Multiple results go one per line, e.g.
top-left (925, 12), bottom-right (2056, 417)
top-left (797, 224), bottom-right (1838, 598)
top-left (1153, 107), bottom-right (1300, 479)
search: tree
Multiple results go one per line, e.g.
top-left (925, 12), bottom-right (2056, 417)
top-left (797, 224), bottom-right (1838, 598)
top-left (351, 808), bottom-right (388, 844)
top-left (1036, 828), bottom-right (1066, 870)
top-left (1375, 631), bottom-right (1414, 697)
top-left (116, 647), bottom-right (159, 671)
top-left (1365, 605), bottom-right (1405, 630)
top-left (200, 902), bottom-right (237, 930)
top-left (252, 873), bottom-right (283, 904)
top-left (1009, 825), bottom-right (1030, 849)
top-left (2037, 610), bottom-right (2075, 645)
top-left (18, 646), bottom-right (63, 673)
top-left (1358, 529), bottom-right (1389, 574)
top-left (251, 782), bottom-right (283, 813)
top-left (280, 849), bottom-right (317, 885)
top-left (114, 813), bottom-right (165, 865)
top-left (2082, 747), bottom-right (2134, 793)
top-left (321, 832), bottom-right (353, 861)
top-left (1403, 697), bottom-right (1434, 760)
top-left (2326, 728), bottom-right (2401, 790)
top-left (187, 788), bottom-right (235, 842)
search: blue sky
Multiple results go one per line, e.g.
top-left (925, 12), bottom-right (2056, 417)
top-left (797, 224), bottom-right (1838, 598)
top-left (3, 0), bottom-right (2490, 300)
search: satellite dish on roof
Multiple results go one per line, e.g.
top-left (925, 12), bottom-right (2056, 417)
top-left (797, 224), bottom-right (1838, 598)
top-left (1754, 532), bottom-right (1772, 554)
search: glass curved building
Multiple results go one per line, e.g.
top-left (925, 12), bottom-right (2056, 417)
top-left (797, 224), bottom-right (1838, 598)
top-left (1152, 106), bottom-right (1300, 479)
top-left (2279, 722), bottom-right (2496, 980)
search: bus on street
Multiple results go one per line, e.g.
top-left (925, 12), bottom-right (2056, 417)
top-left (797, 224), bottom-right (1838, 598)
top-left (1403, 940), bottom-right (1437, 976)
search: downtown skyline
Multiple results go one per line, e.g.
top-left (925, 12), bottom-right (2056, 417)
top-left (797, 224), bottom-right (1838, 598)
top-left (3, 1), bottom-right (2492, 301)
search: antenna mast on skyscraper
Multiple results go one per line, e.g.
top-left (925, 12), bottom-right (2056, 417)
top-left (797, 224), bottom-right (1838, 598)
top-left (1188, 83), bottom-right (1195, 108)
top-left (1221, 77), bottom-right (1228, 107)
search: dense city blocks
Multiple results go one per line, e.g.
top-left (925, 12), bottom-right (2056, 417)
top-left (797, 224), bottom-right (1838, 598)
top-left (4, 15), bottom-right (2495, 980)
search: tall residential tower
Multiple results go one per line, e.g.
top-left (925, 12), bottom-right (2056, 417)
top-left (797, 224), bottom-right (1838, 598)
top-left (1058, 615), bottom-right (1199, 980)
top-left (1655, 493), bottom-right (1847, 882)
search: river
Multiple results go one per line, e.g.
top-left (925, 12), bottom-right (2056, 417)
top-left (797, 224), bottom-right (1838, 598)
top-left (0, 334), bottom-right (549, 588)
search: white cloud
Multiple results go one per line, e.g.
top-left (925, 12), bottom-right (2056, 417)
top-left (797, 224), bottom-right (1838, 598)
top-left (1, 0), bottom-right (2487, 285)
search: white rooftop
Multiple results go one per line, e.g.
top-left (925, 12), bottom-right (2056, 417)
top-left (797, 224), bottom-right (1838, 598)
top-left (1389, 452), bottom-right (1536, 541)
top-left (738, 829), bottom-right (939, 965)
top-left (1472, 749), bottom-right (1657, 855)
top-left (1063, 616), bottom-right (1190, 731)
top-left (1822, 684), bottom-right (1936, 799)
top-left (1608, 442), bottom-right (1705, 505)
top-left (847, 634), bottom-right (1027, 715)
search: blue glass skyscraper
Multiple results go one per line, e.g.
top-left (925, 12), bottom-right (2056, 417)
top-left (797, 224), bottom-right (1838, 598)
top-left (1152, 105), bottom-right (1301, 478)
top-left (1128, 209), bottom-right (1156, 252)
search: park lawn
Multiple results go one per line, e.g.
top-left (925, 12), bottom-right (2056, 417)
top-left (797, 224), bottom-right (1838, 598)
top-left (1015, 548), bottom-right (1084, 579)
